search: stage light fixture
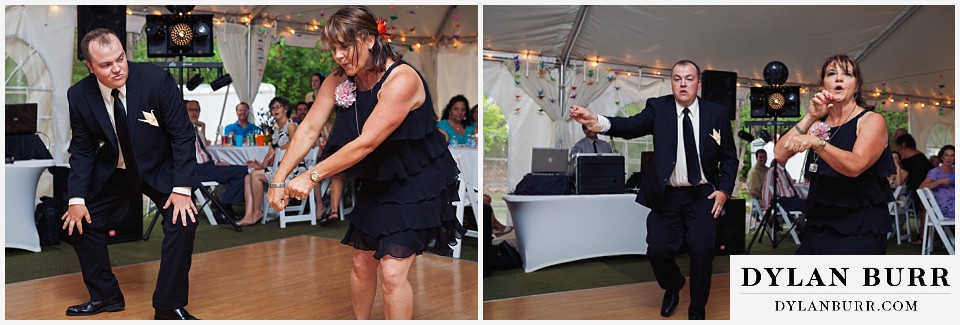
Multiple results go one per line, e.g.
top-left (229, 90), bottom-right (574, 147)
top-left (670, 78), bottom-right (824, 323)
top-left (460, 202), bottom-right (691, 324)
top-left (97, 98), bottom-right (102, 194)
top-left (210, 74), bottom-right (232, 91)
top-left (146, 6), bottom-right (214, 58)
top-left (186, 72), bottom-right (203, 91)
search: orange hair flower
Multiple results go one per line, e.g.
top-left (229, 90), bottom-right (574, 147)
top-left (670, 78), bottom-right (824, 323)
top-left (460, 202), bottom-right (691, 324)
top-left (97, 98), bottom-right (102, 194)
top-left (376, 18), bottom-right (390, 39)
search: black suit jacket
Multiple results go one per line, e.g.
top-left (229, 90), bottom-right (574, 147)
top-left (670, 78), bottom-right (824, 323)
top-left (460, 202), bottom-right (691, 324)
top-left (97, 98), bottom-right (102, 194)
top-left (605, 95), bottom-right (737, 210)
top-left (67, 62), bottom-right (196, 200)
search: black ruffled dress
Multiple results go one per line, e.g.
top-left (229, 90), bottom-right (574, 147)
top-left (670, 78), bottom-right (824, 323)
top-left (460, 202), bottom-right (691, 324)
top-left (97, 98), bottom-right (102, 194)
top-left (798, 110), bottom-right (894, 254)
top-left (322, 61), bottom-right (466, 259)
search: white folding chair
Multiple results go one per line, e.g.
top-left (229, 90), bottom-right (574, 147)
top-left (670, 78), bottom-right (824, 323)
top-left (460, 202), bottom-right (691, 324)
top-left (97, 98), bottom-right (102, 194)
top-left (262, 147), bottom-right (320, 228)
top-left (887, 185), bottom-right (910, 244)
top-left (450, 155), bottom-right (478, 258)
top-left (194, 181), bottom-right (220, 225)
top-left (775, 203), bottom-right (802, 245)
top-left (917, 188), bottom-right (955, 255)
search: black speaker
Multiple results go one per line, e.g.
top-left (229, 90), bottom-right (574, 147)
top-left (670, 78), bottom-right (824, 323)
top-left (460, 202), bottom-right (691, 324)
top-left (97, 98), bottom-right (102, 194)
top-left (573, 155), bottom-right (625, 194)
top-left (701, 70), bottom-right (738, 120)
top-left (716, 198), bottom-right (746, 255)
top-left (77, 5), bottom-right (127, 61)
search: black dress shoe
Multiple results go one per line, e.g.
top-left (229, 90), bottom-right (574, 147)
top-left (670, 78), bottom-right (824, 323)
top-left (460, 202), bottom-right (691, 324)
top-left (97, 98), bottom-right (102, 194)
top-left (65, 295), bottom-right (125, 316)
top-left (154, 308), bottom-right (199, 320)
top-left (660, 277), bottom-right (686, 317)
top-left (689, 311), bottom-right (706, 320)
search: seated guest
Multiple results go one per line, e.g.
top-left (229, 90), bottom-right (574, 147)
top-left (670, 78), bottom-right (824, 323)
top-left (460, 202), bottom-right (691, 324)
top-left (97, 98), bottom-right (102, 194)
top-left (185, 100), bottom-right (263, 223)
top-left (240, 97), bottom-right (304, 226)
top-left (919, 145), bottom-right (955, 219)
top-left (888, 151), bottom-right (909, 189)
top-left (569, 124), bottom-right (613, 156)
top-left (436, 95), bottom-right (476, 145)
top-left (293, 101), bottom-right (309, 124)
top-left (469, 104), bottom-right (479, 127)
top-left (746, 149), bottom-right (770, 200)
top-left (224, 102), bottom-right (262, 138)
top-left (304, 72), bottom-right (324, 103)
top-left (896, 133), bottom-right (934, 243)
top-left (761, 161), bottom-right (805, 213)
top-left (484, 194), bottom-right (512, 236)
top-left (930, 155), bottom-right (941, 167)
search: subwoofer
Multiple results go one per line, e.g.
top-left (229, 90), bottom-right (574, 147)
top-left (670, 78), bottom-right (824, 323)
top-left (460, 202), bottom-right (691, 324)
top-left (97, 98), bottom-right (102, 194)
top-left (716, 198), bottom-right (745, 255)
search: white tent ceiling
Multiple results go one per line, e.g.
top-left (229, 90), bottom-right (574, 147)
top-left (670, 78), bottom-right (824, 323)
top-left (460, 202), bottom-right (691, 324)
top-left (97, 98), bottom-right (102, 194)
top-left (484, 5), bottom-right (954, 105)
top-left (129, 5), bottom-right (478, 47)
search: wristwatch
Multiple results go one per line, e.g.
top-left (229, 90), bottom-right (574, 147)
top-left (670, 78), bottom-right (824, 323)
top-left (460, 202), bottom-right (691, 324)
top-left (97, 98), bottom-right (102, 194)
top-left (309, 168), bottom-right (321, 184)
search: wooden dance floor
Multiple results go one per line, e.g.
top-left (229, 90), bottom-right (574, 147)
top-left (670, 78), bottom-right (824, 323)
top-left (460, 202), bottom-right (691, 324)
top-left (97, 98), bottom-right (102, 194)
top-left (5, 236), bottom-right (478, 320)
top-left (483, 274), bottom-right (730, 320)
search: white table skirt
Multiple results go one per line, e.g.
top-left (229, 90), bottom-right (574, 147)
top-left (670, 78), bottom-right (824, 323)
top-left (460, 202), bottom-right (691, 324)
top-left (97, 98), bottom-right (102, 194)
top-left (5, 159), bottom-right (55, 252)
top-left (502, 193), bottom-right (650, 272)
top-left (208, 146), bottom-right (270, 166)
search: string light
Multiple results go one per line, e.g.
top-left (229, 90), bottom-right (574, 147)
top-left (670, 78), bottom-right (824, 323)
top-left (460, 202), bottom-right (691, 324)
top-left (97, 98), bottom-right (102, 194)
top-left (126, 8), bottom-right (132, 16)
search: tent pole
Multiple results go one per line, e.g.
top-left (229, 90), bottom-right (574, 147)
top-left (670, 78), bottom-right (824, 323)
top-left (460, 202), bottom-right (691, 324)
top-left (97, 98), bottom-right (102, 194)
top-left (855, 5), bottom-right (919, 62)
top-left (557, 63), bottom-right (566, 149)
top-left (246, 22), bottom-right (253, 125)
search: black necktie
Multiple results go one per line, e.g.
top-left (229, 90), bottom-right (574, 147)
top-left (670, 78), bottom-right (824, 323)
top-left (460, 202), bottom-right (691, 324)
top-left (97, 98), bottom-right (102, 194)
top-left (593, 140), bottom-right (599, 153)
top-left (111, 89), bottom-right (141, 188)
top-left (682, 107), bottom-right (701, 185)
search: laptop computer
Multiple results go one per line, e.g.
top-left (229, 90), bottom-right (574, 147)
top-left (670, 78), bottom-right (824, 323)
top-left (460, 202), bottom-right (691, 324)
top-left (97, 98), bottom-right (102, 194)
top-left (6, 103), bottom-right (38, 135)
top-left (531, 147), bottom-right (568, 173)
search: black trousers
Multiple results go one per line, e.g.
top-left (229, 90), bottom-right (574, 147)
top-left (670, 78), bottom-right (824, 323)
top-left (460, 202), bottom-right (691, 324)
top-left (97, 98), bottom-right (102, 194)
top-left (64, 169), bottom-right (197, 310)
top-left (195, 162), bottom-right (248, 206)
top-left (646, 184), bottom-right (716, 316)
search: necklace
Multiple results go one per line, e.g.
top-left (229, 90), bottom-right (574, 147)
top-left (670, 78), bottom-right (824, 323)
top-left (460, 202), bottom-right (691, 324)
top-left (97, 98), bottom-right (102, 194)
top-left (809, 106), bottom-right (860, 173)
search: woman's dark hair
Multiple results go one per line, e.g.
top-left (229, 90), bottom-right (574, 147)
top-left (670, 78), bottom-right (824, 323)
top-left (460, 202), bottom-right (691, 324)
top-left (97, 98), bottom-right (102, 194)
top-left (321, 6), bottom-right (401, 77)
top-left (938, 144), bottom-right (955, 160)
top-left (441, 95), bottom-right (470, 125)
top-left (469, 104), bottom-right (479, 125)
top-left (270, 97), bottom-right (292, 118)
top-left (819, 54), bottom-right (867, 108)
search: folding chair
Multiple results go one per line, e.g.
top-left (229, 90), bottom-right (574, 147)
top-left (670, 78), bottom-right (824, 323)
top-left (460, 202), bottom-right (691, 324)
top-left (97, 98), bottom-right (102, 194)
top-left (450, 155), bottom-right (478, 259)
top-left (194, 181), bottom-right (221, 225)
top-left (262, 147), bottom-right (320, 228)
top-left (917, 188), bottom-right (955, 255)
top-left (887, 184), bottom-right (910, 244)
top-left (775, 203), bottom-right (802, 245)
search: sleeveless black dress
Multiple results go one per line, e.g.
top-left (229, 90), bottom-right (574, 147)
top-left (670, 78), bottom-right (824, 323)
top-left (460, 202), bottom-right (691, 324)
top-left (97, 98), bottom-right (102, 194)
top-left (798, 110), bottom-right (894, 254)
top-left (322, 61), bottom-right (466, 259)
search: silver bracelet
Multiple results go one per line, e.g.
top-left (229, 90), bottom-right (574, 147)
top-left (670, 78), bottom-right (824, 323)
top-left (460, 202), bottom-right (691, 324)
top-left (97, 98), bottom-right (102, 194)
top-left (794, 124), bottom-right (807, 135)
top-left (268, 183), bottom-right (286, 189)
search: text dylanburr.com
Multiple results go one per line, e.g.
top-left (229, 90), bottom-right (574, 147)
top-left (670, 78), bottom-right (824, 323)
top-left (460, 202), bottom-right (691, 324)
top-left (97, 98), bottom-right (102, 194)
top-left (730, 255), bottom-right (957, 321)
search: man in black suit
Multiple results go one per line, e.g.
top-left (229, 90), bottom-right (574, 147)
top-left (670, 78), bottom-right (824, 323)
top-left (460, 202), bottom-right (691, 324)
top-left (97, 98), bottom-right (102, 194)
top-left (62, 28), bottom-right (199, 320)
top-left (570, 60), bottom-right (737, 320)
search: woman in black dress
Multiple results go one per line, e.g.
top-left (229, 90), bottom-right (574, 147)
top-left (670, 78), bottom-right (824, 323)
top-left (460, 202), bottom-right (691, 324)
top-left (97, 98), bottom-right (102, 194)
top-left (775, 55), bottom-right (894, 254)
top-left (266, 6), bottom-right (464, 319)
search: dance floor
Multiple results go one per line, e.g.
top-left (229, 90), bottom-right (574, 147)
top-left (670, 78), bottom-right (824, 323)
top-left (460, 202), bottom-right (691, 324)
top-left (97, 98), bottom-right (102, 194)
top-left (5, 236), bottom-right (478, 320)
top-left (483, 274), bottom-right (730, 320)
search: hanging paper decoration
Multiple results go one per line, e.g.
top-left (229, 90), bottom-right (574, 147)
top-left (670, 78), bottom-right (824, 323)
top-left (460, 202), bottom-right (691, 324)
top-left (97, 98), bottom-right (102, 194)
top-left (453, 14), bottom-right (459, 20)
top-left (607, 74), bottom-right (615, 81)
top-left (614, 85), bottom-right (621, 91)
top-left (938, 74), bottom-right (946, 95)
top-left (514, 107), bottom-right (521, 113)
top-left (453, 31), bottom-right (461, 40)
top-left (548, 98), bottom-right (556, 103)
top-left (538, 108), bottom-right (545, 113)
top-left (549, 76), bottom-right (556, 82)
top-left (586, 80), bottom-right (595, 86)
top-left (615, 100), bottom-right (621, 106)
top-left (390, 15), bottom-right (398, 21)
top-left (454, 23), bottom-right (460, 28)
top-left (587, 69), bottom-right (595, 78)
top-left (537, 89), bottom-right (544, 99)
top-left (409, 10), bottom-right (416, 15)
top-left (881, 82), bottom-right (887, 95)
top-left (513, 56), bottom-right (521, 71)
top-left (409, 27), bottom-right (416, 33)
top-left (604, 67), bottom-right (612, 72)
top-left (515, 94), bottom-right (522, 101)
top-left (570, 94), bottom-right (577, 99)
top-left (571, 86), bottom-right (577, 91)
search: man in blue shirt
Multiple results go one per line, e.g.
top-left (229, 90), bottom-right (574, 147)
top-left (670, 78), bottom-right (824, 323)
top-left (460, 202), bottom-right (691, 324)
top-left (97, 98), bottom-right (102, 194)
top-left (223, 102), bottom-right (261, 137)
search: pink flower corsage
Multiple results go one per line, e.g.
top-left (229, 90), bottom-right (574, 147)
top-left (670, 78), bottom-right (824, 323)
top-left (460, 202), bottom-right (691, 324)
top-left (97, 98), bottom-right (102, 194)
top-left (808, 121), bottom-right (831, 141)
top-left (335, 80), bottom-right (357, 108)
